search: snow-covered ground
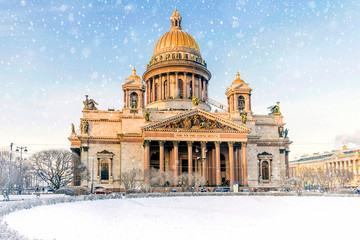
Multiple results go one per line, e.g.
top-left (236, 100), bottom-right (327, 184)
top-left (3, 196), bottom-right (359, 240)
top-left (0, 194), bottom-right (65, 202)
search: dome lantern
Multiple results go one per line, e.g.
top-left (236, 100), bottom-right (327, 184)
top-left (170, 8), bottom-right (182, 29)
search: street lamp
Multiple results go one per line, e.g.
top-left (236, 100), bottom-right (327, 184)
top-left (16, 146), bottom-right (27, 195)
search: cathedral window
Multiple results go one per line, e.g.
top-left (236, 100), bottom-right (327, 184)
top-left (189, 81), bottom-right (193, 97)
top-left (130, 92), bottom-right (138, 108)
top-left (101, 160), bottom-right (109, 180)
top-left (238, 95), bottom-right (245, 111)
top-left (261, 161), bottom-right (270, 180)
top-left (178, 79), bottom-right (184, 99)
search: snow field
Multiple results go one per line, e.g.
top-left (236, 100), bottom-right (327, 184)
top-left (4, 196), bottom-right (359, 240)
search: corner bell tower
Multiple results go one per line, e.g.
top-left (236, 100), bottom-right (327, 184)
top-left (122, 67), bottom-right (145, 114)
top-left (225, 71), bottom-right (252, 119)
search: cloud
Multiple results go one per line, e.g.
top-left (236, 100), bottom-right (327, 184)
top-left (335, 130), bottom-right (360, 146)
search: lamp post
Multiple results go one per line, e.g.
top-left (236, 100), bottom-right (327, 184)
top-left (16, 146), bottom-right (27, 195)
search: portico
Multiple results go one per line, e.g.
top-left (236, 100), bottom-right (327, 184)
top-left (142, 109), bottom-right (251, 186)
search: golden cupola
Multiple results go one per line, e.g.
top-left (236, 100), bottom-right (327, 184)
top-left (152, 8), bottom-right (200, 58)
top-left (142, 8), bottom-right (211, 112)
top-left (226, 71), bottom-right (252, 117)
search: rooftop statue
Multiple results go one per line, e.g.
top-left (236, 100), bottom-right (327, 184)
top-left (83, 95), bottom-right (98, 110)
top-left (268, 102), bottom-right (281, 116)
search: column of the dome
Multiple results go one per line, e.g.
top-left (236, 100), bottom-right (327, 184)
top-left (246, 94), bottom-right (250, 112)
top-left (192, 74), bottom-right (195, 98)
top-left (123, 90), bottom-right (126, 108)
top-left (127, 91), bottom-right (131, 108)
top-left (185, 73), bottom-right (190, 98)
top-left (159, 74), bottom-right (163, 100)
top-left (175, 72), bottom-right (178, 98)
top-left (146, 80), bottom-right (149, 104)
top-left (167, 72), bottom-right (170, 99)
top-left (235, 94), bottom-right (238, 112)
top-left (198, 77), bottom-right (202, 101)
top-left (249, 94), bottom-right (252, 112)
top-left (202, 78), bottom-right (206, 101)
top-left (151, 78), bottom-right (155, 102)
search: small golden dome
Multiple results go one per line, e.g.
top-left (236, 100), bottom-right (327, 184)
top-left (152, 9), bottom-right (200, 56)
top-left (230, 70), bottom-right (245, 87)
top-left (125, 67), bottom-right (143, 84)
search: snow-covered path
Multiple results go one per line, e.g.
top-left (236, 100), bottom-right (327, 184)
top-left (4, 196), bottom-right (359, 240)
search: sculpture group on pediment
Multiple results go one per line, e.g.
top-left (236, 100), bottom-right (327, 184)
top-left (267, 102), bottom-right (281, 116)
top-left (83, 95), bottom-right (98, 111)
top-left (162, 114), bottom-right (235, 131)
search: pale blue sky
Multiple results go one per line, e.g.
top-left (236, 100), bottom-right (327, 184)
top-left (1, 0), bottom-right (359, 159)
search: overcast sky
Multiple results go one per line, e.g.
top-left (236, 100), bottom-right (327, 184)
top-left (0, 0), bottom-right (359, 160)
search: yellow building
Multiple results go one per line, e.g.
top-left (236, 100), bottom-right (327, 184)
top-left (289, 146), bottom-right (360, 187)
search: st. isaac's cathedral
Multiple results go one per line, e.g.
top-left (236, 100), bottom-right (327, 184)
top-left (68, 9), bottom-right (292, 191)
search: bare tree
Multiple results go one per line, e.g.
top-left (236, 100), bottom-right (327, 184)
top-left (0, 151), bottom-right (10, 188)
top-left (121, 168), bottom-right (143, 190)
top-left (31, 149), bottom-right (89, 190)
top-left (335, 169), bottom-right (354, 188)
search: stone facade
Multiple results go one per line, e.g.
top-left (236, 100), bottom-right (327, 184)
top-left (68, 9), bottom-right (292, 191)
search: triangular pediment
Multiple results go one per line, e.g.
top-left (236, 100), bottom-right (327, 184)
top-left (142, 109), bottom-right (251, 133)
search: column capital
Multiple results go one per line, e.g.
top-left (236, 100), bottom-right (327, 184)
top-left (242, 142), bottom-right (247, 148)
top-left (201, 141), bottom-right (207, 148)
top-left (144, 141), bottom-right (151, 146)
top-left (159, 140), bottom-right (165, 146)
top-left (173, 141), bottom-right (179, 146)
top-left (228, 141), bottom-right (235, 146)
top-left (215, 141), bottom-right (221, 146)
top-left (187, 141), bottom-right (194, 147)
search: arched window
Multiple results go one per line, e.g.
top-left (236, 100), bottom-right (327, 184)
top-left (101, 160), bottom-right (109, 180)
top-left (130, 92), bottom-right (138, 109)
top-left (175, 20), bottom-right (178, 26)
top-left (164, 80), bottom-right (168, 99)
top-left (189, 81), bottom-right (193, 98)
top-left (262, 161), bottom-right (269, 180)
top-left (238, 96), bottom-right (245, 111)
top-left (178, 79), bottom-right (184, 99)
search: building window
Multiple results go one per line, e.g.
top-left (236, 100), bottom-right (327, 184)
top-left (130, 92), bottom-right (138, 108)
top-left (238, 95), bottom-right (245, 111)
top-left (262, 161), bottom-right (270, 180)
top-left (178, 79), bottom-right (184, 99)
top-left (101, 160), bottom-right (109, 180)
top-left (189, 81), bottom-right (193, 97)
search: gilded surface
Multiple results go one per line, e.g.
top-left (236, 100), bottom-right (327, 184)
top-left (162, 114), bottom-right (236, 131)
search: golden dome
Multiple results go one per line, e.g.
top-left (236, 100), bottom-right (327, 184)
top-left (230, 71), bottom-right (245, 87)
top-left (152, 9), bottom-right (200, 56)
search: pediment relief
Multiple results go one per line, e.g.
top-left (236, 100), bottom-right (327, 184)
top-left (143, 109), bottom-right (251, 133)
top-left (162, 114), bottom-right (237, 131)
